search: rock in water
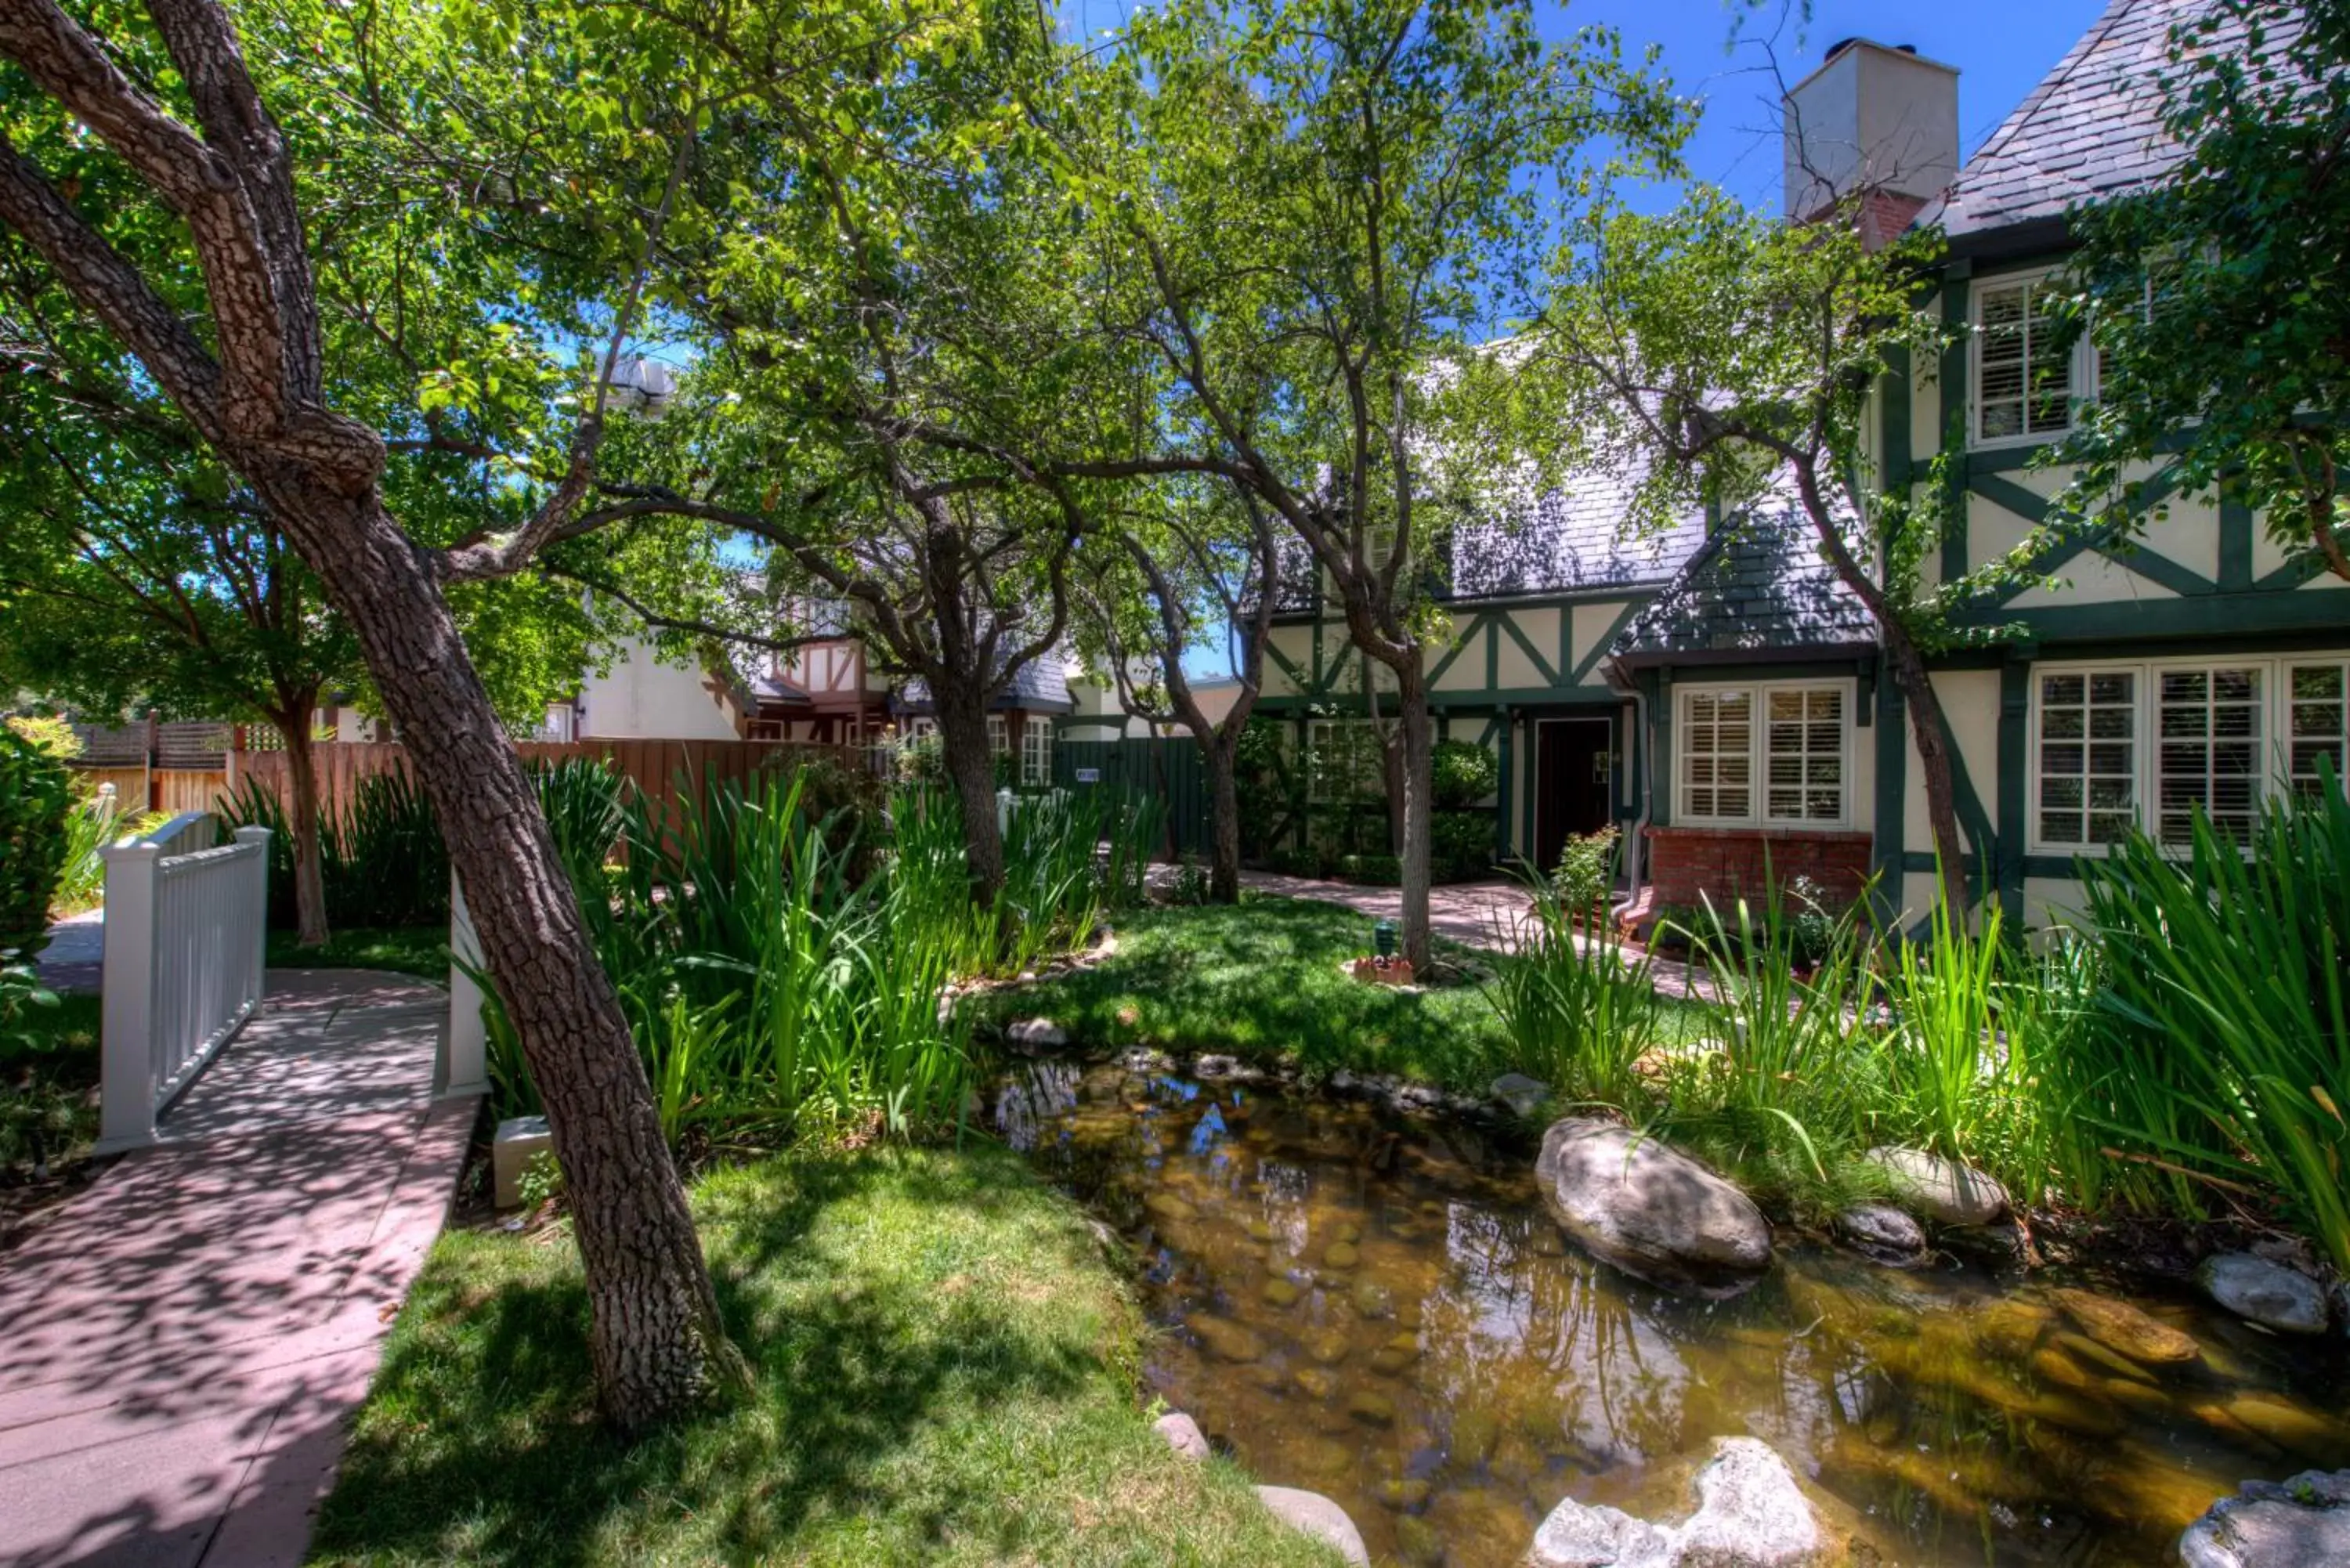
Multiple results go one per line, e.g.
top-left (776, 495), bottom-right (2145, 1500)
top-left (2197, 1254), bottom-right (2333, 1336)
top-left (1833, 1202), bottom-right (1927, 1266)
top-left (1491, 1072), bottom-right (1552, 1118)
top-left (2179, 1469), bottom-right (2350, 1568)
top-left (1528, 1437), bottom-right (1822, 1567)
top-left (2051, 1287), bottom-right (2202, 1366)
top-left (1007, 1017), bottom-right (1067, 1050)
top-left (1153, 1411), bottom-right (1209, 1460)
top-left (1535, 1118), bottom-right (1773, 1296)
top-left (1256, 1484), bottom-right (1370, 1566)
top-left (1864, 1147), bottom-right (2010, 1227)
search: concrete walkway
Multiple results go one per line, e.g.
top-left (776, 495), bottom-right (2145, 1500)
top-left (0, 970), bottom-right (473, 1568)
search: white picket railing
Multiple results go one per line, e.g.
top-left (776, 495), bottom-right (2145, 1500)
top-left (96, 814), bottom-right (272, 1150)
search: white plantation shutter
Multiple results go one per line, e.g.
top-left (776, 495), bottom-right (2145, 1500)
top-left (2156, 667), bottom-right (2263, 844)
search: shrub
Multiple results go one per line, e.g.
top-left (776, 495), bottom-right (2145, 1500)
top-left (1489, 874), bottom-right (1660, 1106)
top-left (1549, 825), bottom-right (1620, 920)
top-left (1338, 852), bottom-right (1401, 885)
top-left (1430, 739), bottom-right (1499, 809)
top-left (0, 724), bottom-right (73, 948)
top-left (1430, 809), bottom-right (1494, 882)
top-left (219, 767), bottom-right (448, 930)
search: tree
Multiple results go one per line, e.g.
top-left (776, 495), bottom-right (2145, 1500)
top-left (1072, 478), bottom-right (1282, 901)
top-left (2051, 0), bottom-right (2350, 576)
top-left (0, 0), bottom-right (745, 1422)
top-left (1069, 0), bottom-right (1683, 967)
top-left (1525, 186), bottom-right (2017, 912)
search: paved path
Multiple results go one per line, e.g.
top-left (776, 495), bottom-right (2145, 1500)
top-left (0, 970), bottom-right (473, 1568)
top-left (1238, 870), bottom-right (1713, 999)
top-left (31, 910), bottom-right (104, 994)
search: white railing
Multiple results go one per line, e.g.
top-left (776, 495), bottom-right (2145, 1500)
top-left (96, 817), bottom-right (271, 1150)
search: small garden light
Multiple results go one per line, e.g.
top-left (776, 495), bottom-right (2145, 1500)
top-left (1373, 919), bottom-right (1397, 960)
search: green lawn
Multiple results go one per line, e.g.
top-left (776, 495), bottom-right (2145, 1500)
top-left (971, 894), bottom-right (1520, 1091)
top-left (269, 924), bottom-right (446, 979)
top-left (312, 1143), bottom-right (1339, 1567)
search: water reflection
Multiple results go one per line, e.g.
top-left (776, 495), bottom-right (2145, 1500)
top-left (997, 1061), bottom-right (2350, 1567)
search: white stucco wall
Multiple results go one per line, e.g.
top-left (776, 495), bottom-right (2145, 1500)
top-left (577, 636), bottom-right (740, 740)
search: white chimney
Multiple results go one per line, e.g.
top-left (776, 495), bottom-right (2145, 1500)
top-left (1783, 39), bottom-right (1959, 228)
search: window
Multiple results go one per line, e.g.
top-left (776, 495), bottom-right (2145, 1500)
top-left (2156, 667), bottom-right (2262, 844)
top-left (1675, 683), bottom-right (1848, 827)
top-left (2289, 663), bottom-right (2350, 793)
top-left (1306, 719), bottom-right (1382, 804)
top-left (1021, 721), bottom-right (1054, 786)
top-left (985, 715), bottom-right (1009, 759)
top-left (1974, 273), bottom-right (2082, 446)
top-left (2036, 670), bottom-right (2138, 848)
top-left (2030, 658), bottom-right (2350, 853)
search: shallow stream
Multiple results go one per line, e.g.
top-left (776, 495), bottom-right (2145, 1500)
top-left (994, 1058), bottom-right (2350, 1566)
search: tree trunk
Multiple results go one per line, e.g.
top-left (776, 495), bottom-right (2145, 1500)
top-left (1394, 661), bottom-right (1435, 970)
top-left (931, 676), bottom-right (1006, 903)
top-left (1206, 729), bottom-right (1242, 903)
top-left (275, 706), bottom-right (331, 948)
top-left (258, 480), bottom-right (739, 1429)
top-left (1881, 623), bottom-right (1969, 914)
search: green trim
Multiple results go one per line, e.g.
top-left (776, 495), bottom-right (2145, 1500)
top-left (1869, 674), bottom-right (1907, 929)
top-left (1253, 684), bottom-right (1620, 714)
top-left (2256, 552), bottom-right (2330, 592)
top-left (2219, 500), bottom-right (2254, 592)
top-left (1972, 466), bottom-right (2189, 608)
top-left (1988, 588), bottom-right (2350, 641)
top-left (1900, 850), bottom-right (1988, 879)
top-left (1882, 341), bottom-right (1912, 492)
top-left (1263, 638), bottom-right (1308, 693)
top-left (1424, 610), bottom-right (1489, 688)
top-left (1495, 711), bottom-right (1514, 859)
top-left (1495, 612), bottom-right (1563, 687)
top-left (1473, 713), bottom-right (1500, 748)
top-left (1937, 269), bottom-right (1973, 584)
top-left (1568, 600), bottom-right (1646, 685)
top-left (1484, 616), bottom-right (1499, 690)
top-left (1316, 640), bottom-right (1357, 698)
top-left (2097, 543), bottom-right (2214, 598)
top-left (1650, 669), bottom-right (1674, 829)
top-left (2020, 854), bottom-right (2088, 880)
top-left (1969, 471), bottom-right (2050, 526)
top-left (1519, 712), bottom-right (1537, 856)
top-left (1996, 661), bottom-right (2029, 930)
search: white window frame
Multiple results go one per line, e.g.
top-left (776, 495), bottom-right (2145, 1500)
top-left (1021, 721), bottom-right (1054, 786)
top-left (1970, 268), bottom-right (2097, 450)
top-left (1306, 717), bottom-right (1381, 805)
top-left (1672, 680), bottom-right (1853, 830)
top-left (2026, 655), bottom-right (2350, 856)
top-left (985, 714), bottom-right (1009, 759)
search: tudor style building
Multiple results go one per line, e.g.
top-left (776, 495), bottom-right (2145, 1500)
top-left (1256, 0), bottom-right (2350, 931)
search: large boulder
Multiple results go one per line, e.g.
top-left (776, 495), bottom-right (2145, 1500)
top-left (1864, 1147), bottom-right (2009, 1227)
top-left (2197, 1254), bottom-right (2332, 1336)
top-left (1535, 1119), bottom-right (1773, 1297)
top-left (1528, 1438), bottom-right (1823, 1568)
top-left (1491, 1072), bottom-right (1553, 1118)
top-left (2179, 1469), bottom-right (2350, 1568)
top-left (1256, 1484), bottom-right (1370, 1566)
top-left (1832, 1202), bottom-right (1926, 1266)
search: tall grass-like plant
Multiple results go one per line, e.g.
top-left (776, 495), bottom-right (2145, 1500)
top-left (1665, 890), bottom-right (1878, 1198)
top-left (2070, 775), bottom-right (2350, 1271)
top-left (1879, 891), bottom-right (2009, 1169)
top-left (1488, 872), bottom-right (1659, 1107)
top-left (220, 768), bottom-right (447, 929)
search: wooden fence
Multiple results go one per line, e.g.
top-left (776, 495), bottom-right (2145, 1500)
top-left (229, 736), bottom-right (884, 824)
top-left (66, 719), bottom-right (236, 815)
top-left (1054, 737), bottom-right (1210, 858)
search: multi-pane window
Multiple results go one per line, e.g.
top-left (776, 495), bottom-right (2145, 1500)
top-left (1679, 690), bottom-right (1753, 822)
top-left (2032, 658), bottom-right (2350, 852)
top-left (1306, 720), bottom-right (1382, 804)
top-left (2037, 670), bottom-right (2138, 848)
top-left (2156, 667), bottom-right (2262, 844)
top-left (1021, 721), bottom-right (1054, 786)
top-left (1975, 275), bottom-right (2077, 444)
top-left (2290, 663), bottom-right (2350, 793)
top-left (1676, 684), bottom-right (1847, 827)
top-left (985, 715), bottom-right (1009, 760)
top-left (1766, 688), bottom-right (1846, 823)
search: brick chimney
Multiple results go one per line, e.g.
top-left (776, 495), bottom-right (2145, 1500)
top-left (1784, 39), bottom-right (1958, 246)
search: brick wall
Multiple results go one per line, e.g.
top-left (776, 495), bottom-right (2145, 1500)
top-left (1643, 825), bottom-right (1874, 915)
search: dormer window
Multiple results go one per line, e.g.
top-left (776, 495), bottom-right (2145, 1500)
top-left (1972, 272), bottom-right (2090, 446)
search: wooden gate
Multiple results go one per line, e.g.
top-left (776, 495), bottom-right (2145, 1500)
top-left (1054, 737), bottom-right (1209, 858)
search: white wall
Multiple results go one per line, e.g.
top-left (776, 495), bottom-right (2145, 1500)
top-left (578, 636), bottom-right (741, 740)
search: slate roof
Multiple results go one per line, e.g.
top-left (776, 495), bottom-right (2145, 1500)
top-left (1269, 461), bottom-right (1706, 614)
top-left (1608, 508), bottom-right (1877, 664)
top-left (1933, 0), bottom-right (2293, 241)
top-left (894, 655), bottom-right (1073, 716)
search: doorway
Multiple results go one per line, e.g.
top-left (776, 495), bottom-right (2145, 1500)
top-left (1533, 716), bottom-right (1614, 874)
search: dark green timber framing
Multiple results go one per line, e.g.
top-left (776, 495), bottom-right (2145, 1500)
top-left (1869, 672), bottom-right (1906, 929)
top-left (1996, 659), bottom-right (2030, 928)
top-left (1936, 261), bottom-right (1972, 587)
top-left (1495, 711), bottom-right (1514, 861)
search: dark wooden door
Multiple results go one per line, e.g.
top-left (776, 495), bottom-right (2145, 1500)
top-left (1534, 717), bottom-right (1614, 874)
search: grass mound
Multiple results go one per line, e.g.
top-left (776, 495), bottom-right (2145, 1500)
top-left (971, 895), bottom-right (1515, 1089)
top-left (312, 1143), bottom-right (1339, 1567)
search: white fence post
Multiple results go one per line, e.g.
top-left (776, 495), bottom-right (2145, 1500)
top-left (440, 871), bottom-right (489, 1100)
top-left (95, 840), bottom-right (162, 1152)
top-left (234, 826), bottom-right (270, 1010)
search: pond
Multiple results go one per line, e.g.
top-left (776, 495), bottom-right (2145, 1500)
top-left (993, 1057), bottom-right (2350, 1566)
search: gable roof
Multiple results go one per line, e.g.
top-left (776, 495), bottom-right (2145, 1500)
top-left (1608, 508), bottom-right (1877, 667)
top-left (1935, 0), bottom-right (2291, 244)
